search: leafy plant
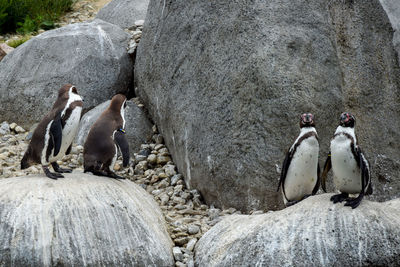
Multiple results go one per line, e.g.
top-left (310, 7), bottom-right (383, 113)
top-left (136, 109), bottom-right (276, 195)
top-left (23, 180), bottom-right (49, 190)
top-left (16, 16), bottom-right (36, 34)
top-left (0, 0), bottom-right (74, 34)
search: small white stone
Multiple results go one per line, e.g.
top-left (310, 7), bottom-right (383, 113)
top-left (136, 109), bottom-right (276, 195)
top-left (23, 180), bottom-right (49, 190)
top-left (9, 123), bottom-right (17, 130)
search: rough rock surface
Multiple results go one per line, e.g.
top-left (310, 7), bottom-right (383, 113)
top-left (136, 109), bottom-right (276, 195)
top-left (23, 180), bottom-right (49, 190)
top-left (0, 19), bottom-right (133, 128)
top-left (0, 172), bottom-right (174, 266)
top-left (195, 194), bottom-right (400, 266)
top-left (76, 98), bottom-right (153, 151)
top-left (380, 0), bottom-right (400, 54)
top-left (327, 0), bottom-right (400, 203)
top-left (135, 0), bottom-right (343, 211)
top-left (135, 0), bottom-right (400, 211)
top-left (96, 0), bottom-right (149, 29)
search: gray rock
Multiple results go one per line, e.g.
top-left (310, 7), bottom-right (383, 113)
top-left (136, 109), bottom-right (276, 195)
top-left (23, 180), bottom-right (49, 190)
top-left (195, 194), bottom-right (400, 266)
top-left (0, 19), bottom-right (133, 129)
top-left (135, 0), bottom-right (400, 211)
top-left (96, 0), bottom-right (150, 29)
top-left (327, 0), bottom-right (400, 203)
top-left (186, 238), bottom-right (197, 252)
top-left (171, 174), bottom-right (182, 186)
top-left (0, 172), bottom-right (174, 266)
top-left (76, 99), bottom-right (152, 152)
top-left (187, 225), bottom-right (200, 235)
top-left (380, 0), bottom-right (400, 54)
top-left (173, 247), bottom-right (183, 262)
top-left (0, 121), bottom-right (10, 135)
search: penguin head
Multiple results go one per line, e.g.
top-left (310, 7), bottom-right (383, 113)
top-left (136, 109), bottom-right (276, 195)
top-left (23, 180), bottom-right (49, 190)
top-left (58, 84), bottom-right (82, 100)
top-left (109, 94), bottom-right (127, 112)
top-left (300, 113), bottom-right (315, 128)
top-left (339, 112), bottom-right (355, 128)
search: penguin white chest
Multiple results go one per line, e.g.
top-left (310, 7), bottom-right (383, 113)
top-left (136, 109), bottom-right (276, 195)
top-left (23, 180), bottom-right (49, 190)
top-left (331, 136), bottom-right (361, 194)
top-left (50, 106), bottom-right (82, 162)
top-left (284, 136), bottom-right (319, 202)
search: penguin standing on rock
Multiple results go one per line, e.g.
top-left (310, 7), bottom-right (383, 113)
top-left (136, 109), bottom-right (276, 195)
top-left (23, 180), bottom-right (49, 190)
top-left (21, 84), bottom-right (83, 179)
top-left (277, 113), bottom-right (321, 207)
top-left (83, 94), bottom-right (130, 179)
top-left (321, 112), bottom-right (372, 209)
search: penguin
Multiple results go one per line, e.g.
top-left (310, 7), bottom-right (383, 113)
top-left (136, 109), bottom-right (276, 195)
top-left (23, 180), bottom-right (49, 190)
top-left (277, 113), bottom-right (321, 207)
top-left (321, 112), bottom-right (372, 209)
top-left (21, 84), bottom-right (83, 179)
top-left (83, 94), bottom-right (130, 179)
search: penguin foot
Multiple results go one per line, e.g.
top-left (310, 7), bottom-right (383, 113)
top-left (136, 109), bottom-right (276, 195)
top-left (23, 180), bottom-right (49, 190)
top-left (42, 166), bottom-right (64, 179)
top-left (51, 162), bottom-right (72, 173)
top-left (285, 200), bottom-right (300, 207)
top-left (344, 194), bottom-right (364, 209)
top-left (107, 171), bottom-right (125, 180)
top-left (91, 170), bottom-right (108, 177)
top-left (330, 193), bottom-right (349, 204)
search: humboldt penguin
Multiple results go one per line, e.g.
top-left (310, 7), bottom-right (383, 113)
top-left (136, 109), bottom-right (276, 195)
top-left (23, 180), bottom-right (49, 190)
top-left (83, 94), bottom-right (130, 179)
top-left (21, 84), bottom-right (83, 179)
top-left (277, 113), bottom-right (321, 206)
top-left (321, 112), bottom-right (372, 209)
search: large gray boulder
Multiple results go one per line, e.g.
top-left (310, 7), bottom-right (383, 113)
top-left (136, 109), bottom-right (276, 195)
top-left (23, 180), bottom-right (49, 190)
top-left (195, 194), bottom-right (400, 266)
top-left (135, 0), bottom-right (400, 211)
top-left (76, 99), bottom-right (153, 152)
top-left (0, 19), bottom-right (133, 129)
top-left (0, 172), bottom-right (174, 266)
top-left (327, 0), bottom-right (400, 203)
top-left (96, 0), bottom-right (150, 29)
top-left (380, 0), bottom-right (400, 53)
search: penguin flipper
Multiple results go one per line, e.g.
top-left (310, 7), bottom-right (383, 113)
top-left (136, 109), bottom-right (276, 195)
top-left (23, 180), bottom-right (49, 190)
top-left (312, 163), bottom-right (321, 195)
top-left (65, 144), bottom-right (72, 155)
top-left (50, 113), bottom-right (63, 157)
top-left (277, 148), bottom-right (293, 193)
top-left (321, 153), bottom-right (332, 193)
top-left (114, 130), bottom-right (130, 167)
top-left (357, 146), bottom-right (372, 195)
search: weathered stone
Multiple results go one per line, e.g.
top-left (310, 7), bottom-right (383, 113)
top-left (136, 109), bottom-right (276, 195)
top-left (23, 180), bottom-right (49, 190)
top-left (195, 194), bottom-right (400, 266)
top-left (0, 121), bottom-right (10, 135)
top-left (0, 172), bottom-right (174, 266)
top-left (173, 247), bottom-right (183, 262)
top-left (147, 154), bottom-right (157, 164)
top-left (187, 225), bottom-right (200, 235)
top-left (136, 0), bottom-right (400, 211)
top-left (186, 238), bottom-right (197, 252)
top-left (76, 99), bottom-right (152, 152)
top-left (96, 0), bottom-right (150, 29)
top-left (157, 155), bottom-right (171, 165)
top-left (14, 126), bottom-right (25, 133)
top-left (174, 237), bottom-right (189, 246)
top-left (0, 43), bottom-right (13, 61)
top-left (0, 19), bottom-right (133, 128)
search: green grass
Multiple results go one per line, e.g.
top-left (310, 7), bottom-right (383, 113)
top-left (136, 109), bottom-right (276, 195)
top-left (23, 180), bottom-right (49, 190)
top-left (0, 0), bottom-right (75, 34)
top-left (6, 35), bottom-right (31, 47)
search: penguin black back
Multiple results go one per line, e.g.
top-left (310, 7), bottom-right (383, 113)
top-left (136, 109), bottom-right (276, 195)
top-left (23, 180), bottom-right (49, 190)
top-left (83, 94), bottom-right (129, 179)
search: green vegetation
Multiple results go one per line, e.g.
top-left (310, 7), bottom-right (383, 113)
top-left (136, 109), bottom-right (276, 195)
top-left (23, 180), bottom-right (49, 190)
top-left (6, 35), bottom-right (31, 47)
top-left (0, 0), bottom-right (74, 34)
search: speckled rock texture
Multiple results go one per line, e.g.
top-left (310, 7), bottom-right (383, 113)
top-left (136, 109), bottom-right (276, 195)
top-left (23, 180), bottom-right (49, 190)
top-left (0, 172), bottom-right (174, 266)
top-left (135, 0), bottom-right (400, 212)
top-left (96, 0), bottom-right (149, 29)
top-left (195, 194), bottom-right (400, 267)
top-left (0, 19), bottom-right (133, 129)
top-left (76, 99), bottom-right (152, 152)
